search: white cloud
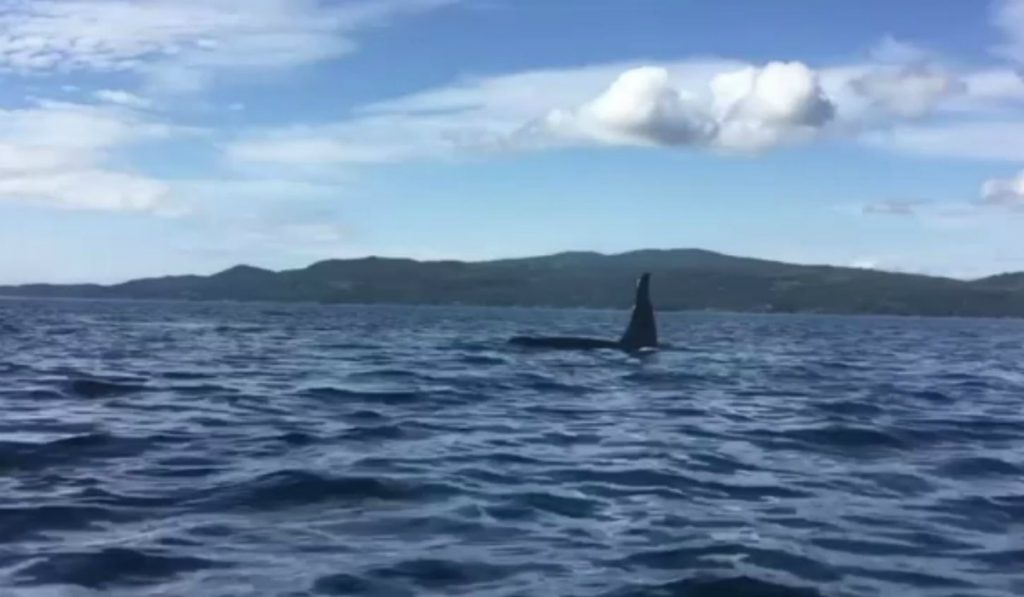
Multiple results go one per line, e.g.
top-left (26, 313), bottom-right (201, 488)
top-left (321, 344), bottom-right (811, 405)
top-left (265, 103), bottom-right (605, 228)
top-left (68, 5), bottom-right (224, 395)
top-left (530, 62), bottom-right (838, 153)
top-left (0, 143), bottom-right (79, 173)
top-left (982, 169), bottom-right (1024, 208)
top-left (963, 68), bottom-right (1024, 102)
top-left (859, 198), bottom-right (1013, 233)
top-left (862, 200), bottom-right (923, 216)
top-left (861, 121), bottom-right (1024, 161)
top-left (0, 0), bottom-right (457, 93)
top-left (226, 134), bottom-right (407, 167)
top-left (543, 66), bottom-right (716, 147)
top-left (0, 169), bottom-right (169, 211)
top-left (94, 89), bottom-right (152, 109)
top-left (848, 46), bottom-right (1024, 162)
top-left (225, 110), bottom-right (519, 172)
top-left (869, 36), bottom-right (936, 65)
top-left (0, 100), bottom-right (178, 151)
top-left (363, 59), bottom-right (745, 118)
top-left (848, 64), bottom-right (965, 118)
top-left (936, 68), bottom-right (1024, 115)
top-left (221, 34), bottom-right (1024, 169)
top-left (0, 100), bottom-right (182, 212)
top-left (709, 61), bottom-right (835, 151)
top-left (226, 60), bottom-right (844, 166)
top-left (994, 0), bottom-right (1024, 63)
top-left (862, 170), bottom-right (1024, 225)
top-left (850, 258), bottom-right (881, 270)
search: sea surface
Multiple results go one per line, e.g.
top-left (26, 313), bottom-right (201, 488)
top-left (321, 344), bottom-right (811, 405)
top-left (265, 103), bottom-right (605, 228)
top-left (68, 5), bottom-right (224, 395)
top-left (1, 298), bottom-right (1022, 597)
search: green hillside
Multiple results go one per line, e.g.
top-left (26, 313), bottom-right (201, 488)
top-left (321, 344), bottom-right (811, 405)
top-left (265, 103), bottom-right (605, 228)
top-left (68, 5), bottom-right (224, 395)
top-left (3, 249), bottom-right (1024, 318)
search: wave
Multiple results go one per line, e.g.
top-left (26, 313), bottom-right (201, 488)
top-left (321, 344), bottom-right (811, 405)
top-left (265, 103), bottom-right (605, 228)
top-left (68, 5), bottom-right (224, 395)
top-left (192, 469), bottom-right (455, 511)
top-left (615, 545), bottom-right (842, 585)
top-left (812, 400), bottom-right (885, 417)
top-left (366, 558), bottom-right (516, 590)
top-left (0, 433), bottom-right (152, 471)
top-left (758, 424), bottom-right (909, 452)
top-left (76, 487), bottom-right (183, 508)
top-left (168, 383), bottom-right (239, 396)
top-left (340, 424), bottom-right (418, 442)
top-left (500, 490), bottom-right (601, 519)
top-left (273, 431), bottom-right (320, 445)
top-left (16, 548), bottom-right (224, 589)
top-left (0, 504), bottom-right (121, 542)
top-left (841, 566), bottom-right (975, 590)
top-left (64, 377), bottom-right (149, 398)
top-left (301, 386), bottom-right (422, 404)
top-left (604, 575), bottom-right (826, 597)
top-left (311, 573), bottom-right (375, 595)
top-left (158, 371), bottom-right (214, 380)
top-left (936, 456), bottom-right (1021, 478)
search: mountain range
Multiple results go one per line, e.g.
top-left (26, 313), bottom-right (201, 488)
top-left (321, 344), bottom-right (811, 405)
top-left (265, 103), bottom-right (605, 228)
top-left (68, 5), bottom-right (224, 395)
top-left (3, 249), bottom-right (1024, 318)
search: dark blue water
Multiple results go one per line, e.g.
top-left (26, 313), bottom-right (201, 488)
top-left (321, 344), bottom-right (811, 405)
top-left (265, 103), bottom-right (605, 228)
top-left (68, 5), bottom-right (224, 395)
top-left (1, 298), bottom-right (1022, 597)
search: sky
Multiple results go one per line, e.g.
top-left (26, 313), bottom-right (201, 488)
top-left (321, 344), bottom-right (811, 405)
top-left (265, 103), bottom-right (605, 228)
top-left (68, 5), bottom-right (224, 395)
top-left (1, 0), bottom-right (1023, 284)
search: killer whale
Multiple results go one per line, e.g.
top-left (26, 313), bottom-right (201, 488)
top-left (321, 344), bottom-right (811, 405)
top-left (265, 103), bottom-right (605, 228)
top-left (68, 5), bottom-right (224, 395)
top-left (509, 273), bottom-right (658, 352)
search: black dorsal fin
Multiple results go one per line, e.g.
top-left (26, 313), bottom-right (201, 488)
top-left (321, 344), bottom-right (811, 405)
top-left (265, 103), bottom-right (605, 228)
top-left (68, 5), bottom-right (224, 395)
top-left (619, 272), bottom-right (658, 349)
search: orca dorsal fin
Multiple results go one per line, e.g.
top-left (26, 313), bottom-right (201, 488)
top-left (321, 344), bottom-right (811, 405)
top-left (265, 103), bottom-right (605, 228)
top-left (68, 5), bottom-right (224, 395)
top-left (619, 272), bottom-right (658, 349)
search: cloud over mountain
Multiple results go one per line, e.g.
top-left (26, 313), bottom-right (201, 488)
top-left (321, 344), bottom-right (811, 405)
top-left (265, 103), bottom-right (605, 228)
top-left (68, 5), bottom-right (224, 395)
top-left (982, 170), bottom-right (1024, 208)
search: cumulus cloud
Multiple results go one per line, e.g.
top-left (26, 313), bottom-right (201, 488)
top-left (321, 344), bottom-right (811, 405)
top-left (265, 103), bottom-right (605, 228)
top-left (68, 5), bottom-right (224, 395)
top-left (981, 170), bottom-right (1024, 208)
top-left (0, 100), bottom-right (181, 212)
top-left (712, 63), bottom-right (834, 127)
top-left (540, 61), bottom-right (835, 152)
top-left (711, 62), bottom-right (836, 151)
top-left (543, 66), bottom-right (716, 147)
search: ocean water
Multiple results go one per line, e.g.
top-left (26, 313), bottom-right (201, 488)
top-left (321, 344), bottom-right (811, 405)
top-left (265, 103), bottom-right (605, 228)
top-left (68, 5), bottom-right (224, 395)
top-left (1, 298), bottom-right (1022, 597)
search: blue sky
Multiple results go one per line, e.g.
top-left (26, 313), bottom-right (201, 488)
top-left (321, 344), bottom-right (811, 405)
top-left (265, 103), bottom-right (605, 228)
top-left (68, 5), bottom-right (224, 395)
top-left (1, 0), bottom-right (1023, 284)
